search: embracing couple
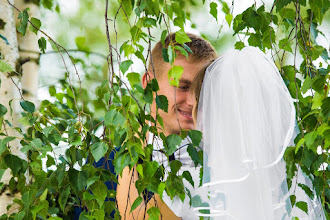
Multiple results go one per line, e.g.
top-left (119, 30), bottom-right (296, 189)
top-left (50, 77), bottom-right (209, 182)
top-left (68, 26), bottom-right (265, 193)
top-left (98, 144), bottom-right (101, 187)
top-left (117, 33), bottom-right (325, 219)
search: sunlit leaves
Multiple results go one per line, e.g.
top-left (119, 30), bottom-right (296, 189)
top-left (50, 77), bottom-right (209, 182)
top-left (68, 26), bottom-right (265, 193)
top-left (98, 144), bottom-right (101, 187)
top-left (147, 207), bottom-right (160, 220)
top-left (126, 72), bottom-right (140, 85)
top-left (17, 9), bottom-right (29, 36)
top-left (120, 60), bottom-right (133, 74)
top-left (130, 197), bottom-right (143, 212)
top-left (168, 65), bottom-right (184, 86)
top-left (42, 0), bottom-right (53, 10)
top-left (209, 2), bottom-right (218, 21)
top-left (0, 60), bottom-right (14, 72)
top-left (29, 17), bottom-right (41, 35)
top-left (175, 29), bottom-right (191, 44)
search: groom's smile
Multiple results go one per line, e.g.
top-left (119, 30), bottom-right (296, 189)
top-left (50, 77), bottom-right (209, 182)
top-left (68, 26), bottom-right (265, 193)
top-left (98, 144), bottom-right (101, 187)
top-left (150, 57), bottom-right (208, 135)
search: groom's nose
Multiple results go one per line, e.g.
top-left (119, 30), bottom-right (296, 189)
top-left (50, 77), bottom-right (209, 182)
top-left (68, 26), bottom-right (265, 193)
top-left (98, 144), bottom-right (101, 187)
top-left (186, 91), bottom-right (195, 107)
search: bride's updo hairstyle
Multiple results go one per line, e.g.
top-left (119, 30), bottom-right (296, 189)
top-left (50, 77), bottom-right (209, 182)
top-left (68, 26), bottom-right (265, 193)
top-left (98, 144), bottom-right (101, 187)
top-left (147, 33), bottom-right (217, 78)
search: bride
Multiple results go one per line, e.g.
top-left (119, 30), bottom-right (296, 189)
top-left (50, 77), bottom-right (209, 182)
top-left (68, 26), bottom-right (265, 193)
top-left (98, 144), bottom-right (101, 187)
top-left (183, 46), bottom-right (326, 219)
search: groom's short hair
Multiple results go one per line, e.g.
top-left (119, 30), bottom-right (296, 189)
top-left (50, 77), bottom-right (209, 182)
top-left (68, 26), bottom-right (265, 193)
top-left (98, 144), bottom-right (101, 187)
top-left (148, 33), bottom-right (217, 77)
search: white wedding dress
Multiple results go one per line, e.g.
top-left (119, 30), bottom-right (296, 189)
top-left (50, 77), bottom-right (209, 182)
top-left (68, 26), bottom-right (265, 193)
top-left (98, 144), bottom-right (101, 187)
top-left (190, 46), bottom-right (326, 219)
top-left (153, 47), bottom-right (325, 219)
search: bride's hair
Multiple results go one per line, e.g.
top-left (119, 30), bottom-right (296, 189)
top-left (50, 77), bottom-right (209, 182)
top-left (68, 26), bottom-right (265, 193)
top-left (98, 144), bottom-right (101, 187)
top-left (147, 33), bottom-right (217, 78)
top-left (191, 62), bottom-right (213, 120)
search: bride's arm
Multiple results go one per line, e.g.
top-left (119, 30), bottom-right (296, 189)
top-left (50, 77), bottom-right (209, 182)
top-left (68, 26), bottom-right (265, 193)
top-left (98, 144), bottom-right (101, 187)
top-left (117, 166), bottom-right (181, 220)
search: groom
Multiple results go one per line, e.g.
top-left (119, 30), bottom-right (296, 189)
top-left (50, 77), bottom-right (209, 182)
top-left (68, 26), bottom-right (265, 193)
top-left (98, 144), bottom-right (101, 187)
top-left (117, 33), bottom-right (217, 219)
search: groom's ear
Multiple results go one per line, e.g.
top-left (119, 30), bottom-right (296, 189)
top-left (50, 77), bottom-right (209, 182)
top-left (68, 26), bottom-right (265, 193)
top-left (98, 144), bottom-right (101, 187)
top-left (142, 71), bottom-right (152, 89)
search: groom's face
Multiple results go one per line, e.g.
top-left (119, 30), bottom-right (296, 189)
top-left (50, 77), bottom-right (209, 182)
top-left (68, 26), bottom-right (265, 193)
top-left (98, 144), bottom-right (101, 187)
top-left (149, 57), bottom-right (207, 135)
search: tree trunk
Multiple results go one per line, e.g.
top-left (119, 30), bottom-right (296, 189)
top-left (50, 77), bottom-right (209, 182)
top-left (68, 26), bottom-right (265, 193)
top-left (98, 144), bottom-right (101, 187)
top-left (0, 0), bottom-right (39, 214)
top-left (0, 0), bottom-right (22, 215)
top-left (15, 0), bottom-right (39, 104)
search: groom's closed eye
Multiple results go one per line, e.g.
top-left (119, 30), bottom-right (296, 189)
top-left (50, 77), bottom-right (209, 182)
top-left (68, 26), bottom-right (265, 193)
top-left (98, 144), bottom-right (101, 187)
top-left (178, 79), bottom-right (191, 91)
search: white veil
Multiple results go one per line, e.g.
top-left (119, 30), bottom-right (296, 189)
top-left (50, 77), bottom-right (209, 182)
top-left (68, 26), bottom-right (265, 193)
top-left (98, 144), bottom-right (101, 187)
top-left (192, 47), bottom-right (325, 219)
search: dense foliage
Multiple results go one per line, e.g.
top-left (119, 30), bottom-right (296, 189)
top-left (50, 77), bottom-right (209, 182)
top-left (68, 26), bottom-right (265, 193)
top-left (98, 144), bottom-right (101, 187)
top-left (0, 0), bottom-right (329, 219)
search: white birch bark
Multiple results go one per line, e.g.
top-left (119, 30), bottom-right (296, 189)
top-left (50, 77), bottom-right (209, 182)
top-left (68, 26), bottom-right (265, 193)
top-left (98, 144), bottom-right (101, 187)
top-left (0, 0), bottom-right (22, 215)
top-left (15, 0), bottom-right (39, 104)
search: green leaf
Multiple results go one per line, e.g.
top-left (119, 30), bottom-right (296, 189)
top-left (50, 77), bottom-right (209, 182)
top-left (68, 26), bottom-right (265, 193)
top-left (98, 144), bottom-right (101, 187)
top-left (94, 210), bottom-right (105, 220)
top-left (321, 97), bottom-right (330, 120)
top-left (242, 7), bottom-right (261, 30)
top-left (276, 0), bottom-right (294, 12)
top-left (151, 79), bottom-right (159, 91)
top-left (161, 30), bottom-right (168, 46)
top-left (68, 169), bottom-right (88, 192)
top-left (30, 138), bottom-right (44, 151)
top-left (182, 43), bottom-right (193, 54)
top-left (168, 65), bottom-right (184, 87)
top-left (91, 181), bottom-right (107, 207)
top-left (174, 45), bottom-right (188, 59)
top-left (0, 104), bottom-right (7, 117)
top-left (38, 37), bottom-right (47, 54)
top-left (145, 161), bottom-right (159, 177)
top-left (130, 196), bottom-right (143, 212)
top-left (0, 136), bottom-right (15, 155)
top-left (20, 100), bottom-right (35, 113)
top-left (175, 29), bottom-right (191, 44)
top-left (188, 130), bottom-right (202, 146)
top-left (22, 190), bottom-right (36, 208)
top-left (120, 60), bottom-right (133, 74)
top-left (91, 142), bottom-right (109, 163)
top-left (170, 160), bottom-right (182, 174)
top-left (301, 76), bottom-right (313, 94)
top-left (187, 143), bottom-right (202, 166)
top-left (158, 182), bottom-right (166, 198)
top-left (225, 13), bottom-right (233, 27)
top-left (42, 0), bottom-right (53, 10)
top-left (4, 154), bottom-right (23, 175)
top-left (295, 201), bottom-right (308, 214)
top-left (0, 169), bottom-right (5, 181)
top-left (209, 2), bottom-right (218, 21)
top-left (248, 33), bottom-right (263, 50)
top-left (136, 164), bottom-right (143, 177)
top-left (182, 170), bottom-right (194, 187)
top-left (0, 60), bottom-right (14, 72)
top-left (168, 45), bottom-right (175, 64)
top-left (58, 186), bottom-right (70, 211)
top-left (105, 109), bottom-right (125, 126)
top-left (279, 38), bottom-right (292, 52)
top-left (127, 72), bottom-right (140, 86)
top-left (156, 95), bottom-right (168, 112)
top-left (29, 17), bottom-right (41, 35)
top-left (17, 10), bottom-right (29, 36)
top-left (234, 41), bottom-right (245, 50)
top-left (75, 36), bottom-right (87, 51)
top-left (147, 207), bottom-right (160, 220)
top-left (298, 183), bottom-right (314, 200)
top-left (162, 48), bottom-right (169, 62)
top-left (165, 134), bottom-right (182, 155)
